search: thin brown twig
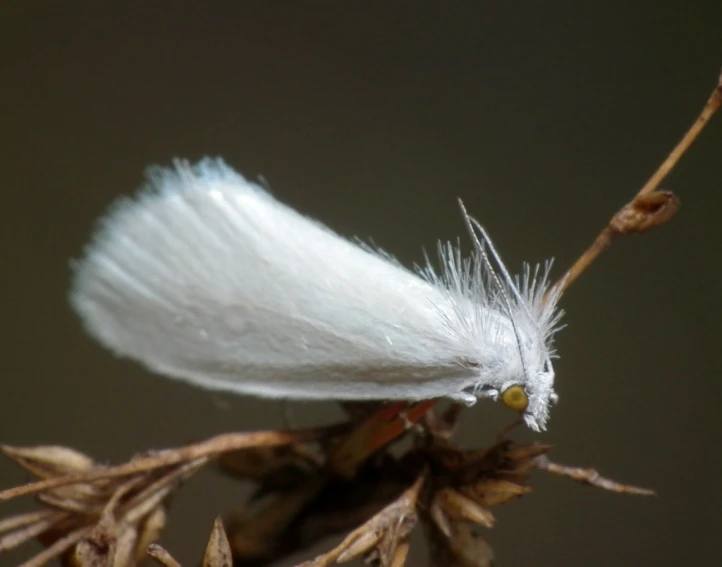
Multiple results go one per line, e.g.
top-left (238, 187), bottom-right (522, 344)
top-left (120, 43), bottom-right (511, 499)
top-left (17, 525), bottom-right (93, 567)
top-left (297, 474), bottom-right (425, 567)
top-left (0, 509), bottom-right (60, 535)
top-left (0, 510), bottom-right (68, 553)
top-left (101, 474), bottom-right (148, 517)
top-left (635, 75), bottom-right (722, 197)
top-left (0, 427), bottom-right (338, 501)
top-left (535, 454), bottom-right (655, 496)
top-left (122, 459), bottom-right (206, 524)
top-left (547, 71), bottom-right (722, 299)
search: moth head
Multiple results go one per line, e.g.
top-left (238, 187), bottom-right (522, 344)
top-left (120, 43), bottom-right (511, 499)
top-left (500, 355), bottom-right (557, 431)
top-left (454, 199), bottom-right (564, 432)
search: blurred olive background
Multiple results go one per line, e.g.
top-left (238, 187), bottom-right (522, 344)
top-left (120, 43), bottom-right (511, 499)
top-left (1, 2), bottom-right (720, 566)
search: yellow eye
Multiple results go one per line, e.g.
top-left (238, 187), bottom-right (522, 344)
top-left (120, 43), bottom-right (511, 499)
top-left (501, 385), bottom-right (528, 412)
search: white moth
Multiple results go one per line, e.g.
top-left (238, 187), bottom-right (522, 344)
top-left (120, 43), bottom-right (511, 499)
top-left (71, 159), bottom-right (564, 430)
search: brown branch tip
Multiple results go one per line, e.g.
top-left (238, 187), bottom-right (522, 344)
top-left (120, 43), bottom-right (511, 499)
top-left (547, 70), bottom-right (721, 300)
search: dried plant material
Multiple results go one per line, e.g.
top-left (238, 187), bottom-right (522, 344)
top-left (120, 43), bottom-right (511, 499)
top-left (0, 428), bottom-right (331, 502)
top-left (534, 454), bottom-right (656, 495)
top-left (551, 191), bottom-right (682, 304)
top-left (610, 191), bottom-right (680, 233)
top-left (218, 442), bottom-right (321, 483)
top-left (0, 448), bottom-right (203, 566)
top-left (0, 509), bottom-right (62, 536)
top-left (470, 478), bottom-right (532, 507)
top-left (70, 512), bottom-right (119, 567)
top-left (116, 524), bottom-right (142, 567)
top-left (388, 539), bottom-right (410, 567)
top-left (3, 446), bottom-right (104, 503)
top-left (225, 464), bottom-right (408, 564)
top-left (202, 517), bottom-right (232, 567)
top-left (28, 525), bottom-right (95, 567)
top-left (0, 428), bottom-right (659, 566)
top-left (548, 71), bottom-right (722, 298)
top-left (431, 488), bottom-right (495, 534)
top-left (0, 509), bottom-right (68, 553)
top-left (147, 543), bottom-right (181, 567)
top-left (0, 403), bottom-right (665, 567)
top-left (337, 530), bottom-right (383, 563)
top-left (636, 72), bottom-right (722, 197)
top-left (2, 446), bottom-right (96, 478)
top-left (425, 520), bottom-right (495, 567)
top-left (226, 479), bottom-right (324, 560)
top-left (299, 475), bottom-right (423, 567)
top-left (423, 439), bottom-right (546, 544)
top-left (329, 401), bottom-right (436, 477)
top-left (135, 507), bottom-right (167, 561)
top-left (411, 439), bottom-right (557, 567)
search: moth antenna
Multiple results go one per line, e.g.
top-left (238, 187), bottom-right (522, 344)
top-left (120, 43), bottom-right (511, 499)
top-left (457, 198), bottom-right (529, 381)
top-left (468, 215), bottom-right (552, 342)
top-left (467, 216), bottom-right (527, 308)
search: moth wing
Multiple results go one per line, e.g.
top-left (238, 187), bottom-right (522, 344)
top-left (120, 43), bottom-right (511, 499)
top-left (71, 160), bottom-right (477, 400)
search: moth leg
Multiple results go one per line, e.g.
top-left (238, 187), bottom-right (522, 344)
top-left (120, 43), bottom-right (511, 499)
top-left (448, 391), bottom-right (477, 406)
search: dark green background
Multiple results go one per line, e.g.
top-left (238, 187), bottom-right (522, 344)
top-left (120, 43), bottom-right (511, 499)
top-left (2, 3), bottom-right (720, 566)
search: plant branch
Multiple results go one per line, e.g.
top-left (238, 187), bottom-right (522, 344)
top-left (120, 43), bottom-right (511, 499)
top-left (547, 71), bottom-right (722, 300)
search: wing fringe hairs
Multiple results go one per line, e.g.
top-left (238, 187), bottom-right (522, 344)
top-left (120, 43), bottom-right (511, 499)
top-left (420, 243), bottom-right (564, 367)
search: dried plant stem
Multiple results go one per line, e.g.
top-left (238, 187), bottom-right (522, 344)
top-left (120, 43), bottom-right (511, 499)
top-left (0, 511), bottom-right (68, 552)
top-left (298, 474), bottom-right (425, 567)
top-left (121, 459), bottom-right (205, 524)
top-left (534, 454), bottom-right (655, 496)
top-left (19, 525), bottom-right (93, 567)
top-left (548, 71), bottom-right (722, 299)
top-left (635, 77), bottom-right (722, 197)
top-left (0, 427), bottom-right (334, 501)
top-left (0, 509), bottom-right (60, 536)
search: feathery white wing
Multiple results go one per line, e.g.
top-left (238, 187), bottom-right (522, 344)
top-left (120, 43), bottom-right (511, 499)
top-left (72, 160), bottom-right (482, 401)
top-left (71, 159), bottom-right (563, 428)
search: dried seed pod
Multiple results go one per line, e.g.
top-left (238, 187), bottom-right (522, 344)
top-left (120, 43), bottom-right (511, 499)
top-left (468, 479), bottom-right (532, 507)
top-left (1, 445), bottom-right (96, 477)
top-left (432, 489), bottom-right (495, 528)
